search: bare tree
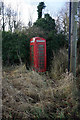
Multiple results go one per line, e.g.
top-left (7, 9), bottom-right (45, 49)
top-left (0, 1), bottom-right (8, 31)
top-left (6, 4), bottom-right (24, 32)
top-left (0, 1), bottom-right (23, 32)
top-left (28, 13), bottom-right (32, 28)
top-left (56, 3), bottom-right (69, 36)
top-left (6, 5), bottom-right (12, 31)
top-left (78, 1), bottom-right (80, 39)
top-left (2, 1), bottom-right (5, 31)
top-left (0, 6), bottom-right (1, 15)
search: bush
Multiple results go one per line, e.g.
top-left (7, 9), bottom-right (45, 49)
top-left (2, 31), bottom-right (29, 65)
top-left (2, 26), bottom-right (67, 68)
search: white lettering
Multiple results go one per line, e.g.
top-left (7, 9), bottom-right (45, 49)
top-left (36, 40), bottom-right (45, 42)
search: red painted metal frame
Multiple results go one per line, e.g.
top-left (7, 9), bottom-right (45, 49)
top-left (30, 37), bottom-right (46, 72)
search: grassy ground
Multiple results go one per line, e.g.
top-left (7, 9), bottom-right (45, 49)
top-left (2, 49), bottom-right (80, 120)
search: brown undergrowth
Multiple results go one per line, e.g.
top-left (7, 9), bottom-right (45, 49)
top-left (2, 63), bottom-right (79, 120)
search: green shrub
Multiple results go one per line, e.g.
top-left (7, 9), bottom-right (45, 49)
top-left (2, 26), bottom-right (67, 68)
top-left (2, 31), bottom-right (29, 65)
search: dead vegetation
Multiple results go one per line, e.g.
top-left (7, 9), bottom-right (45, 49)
top-left (2, 64), bottom-right (79, 120)
top-left (2, 49), bottom-right (80, 120)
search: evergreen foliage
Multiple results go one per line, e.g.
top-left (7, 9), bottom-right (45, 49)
top-left (2, 31), bottom-right (29, 65)
top-left (34, 13), bottom-right (55, 31)
top-left (37, 2), bottom-right (46, 19)
top-left (34, 13), bottom-right (67, 68)
top-left (2, 13), bottom-right (67, 67)
top-left (2, 2), bottom-right (67, 67)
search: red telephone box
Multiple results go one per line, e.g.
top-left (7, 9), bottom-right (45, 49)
top-left (30, 37), bottom-right (46, 72)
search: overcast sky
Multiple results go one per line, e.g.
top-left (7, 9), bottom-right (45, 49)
top-left (4, 0), bottom-right (67, 26)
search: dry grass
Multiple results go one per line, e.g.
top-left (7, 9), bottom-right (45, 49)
top-left (50, 48), bottom-right (68, 80)
top-left (2, 63), bottom-right (79, 120)
top-left (2, 48), bottom-right (80, 120)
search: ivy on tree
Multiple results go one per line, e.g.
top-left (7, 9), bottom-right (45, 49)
top-left (37, 2), bottom-right (46, 19)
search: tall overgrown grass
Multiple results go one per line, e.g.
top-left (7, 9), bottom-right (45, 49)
top-left (49, 48), bottom-right (68, 80)
top-left (2, 49), bottom-right (80, 120)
